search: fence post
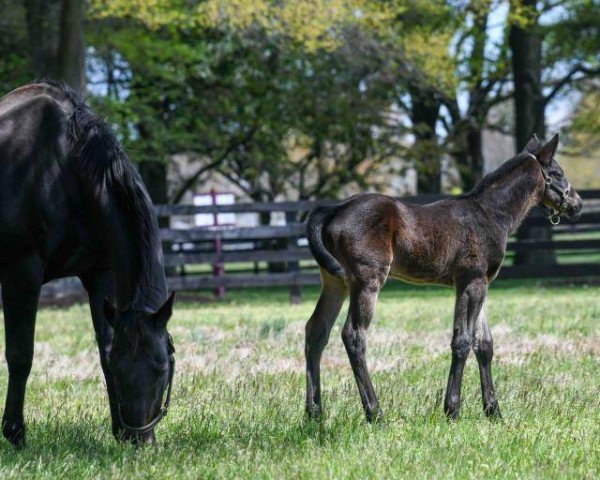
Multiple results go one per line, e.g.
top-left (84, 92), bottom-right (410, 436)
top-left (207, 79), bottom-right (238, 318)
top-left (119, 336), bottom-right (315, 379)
top-left (286, 210), bottom-right (302, 304)
top-left (211, 189), bottom-right (225, 299)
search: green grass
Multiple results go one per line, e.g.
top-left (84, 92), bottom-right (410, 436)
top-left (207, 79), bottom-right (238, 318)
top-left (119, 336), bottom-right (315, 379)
top-left (1, 279), bottom-right (600, 479)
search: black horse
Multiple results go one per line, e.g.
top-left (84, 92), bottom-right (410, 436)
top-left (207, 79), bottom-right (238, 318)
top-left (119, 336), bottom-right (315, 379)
top-left (0, 81), bottom-right (175, 446)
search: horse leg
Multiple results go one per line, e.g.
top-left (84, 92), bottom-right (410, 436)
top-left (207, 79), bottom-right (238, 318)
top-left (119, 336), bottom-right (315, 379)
top-left (1, 256), bottom-right (43, 447)
top-left (305, 269), bottom-right (347, 418)
top-left (342, 275), bottom-right (385, 422)
top-left (472, 299), bottom-right (501, 418)
top-left (80, 270), bottom-right (122, 439)
top-left (444, 278), bottom-right (486, 419)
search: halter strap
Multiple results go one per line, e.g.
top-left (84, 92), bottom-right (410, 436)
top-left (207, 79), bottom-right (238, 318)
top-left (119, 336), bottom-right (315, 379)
top-left (117, 348), bottom-right (175, 437)
top-left (526, 153), bottom-right (571, 225)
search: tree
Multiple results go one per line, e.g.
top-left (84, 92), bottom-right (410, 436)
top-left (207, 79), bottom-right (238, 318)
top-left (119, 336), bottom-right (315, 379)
top-left (87, 3), bottom-right (402, 204)
top-left (0, 1), bottom-right (32, 93)
top-left (23, 0), bottom-right (85, 94)
top-left (509, 0), bottom-right (554, 265)
top-left (87, 0), bottom-right (600, 203)
top-left (509, 0), bottom-right (600, 266)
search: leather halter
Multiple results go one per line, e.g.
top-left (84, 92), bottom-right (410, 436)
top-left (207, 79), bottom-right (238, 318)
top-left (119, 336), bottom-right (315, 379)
top-left (527, 153), bottom-right (571, 225)
top-left (117, 335), bottom-right (175, 437)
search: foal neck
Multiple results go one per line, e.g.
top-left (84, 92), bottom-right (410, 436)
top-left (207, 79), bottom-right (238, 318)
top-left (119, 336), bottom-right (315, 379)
top-left (476, 155), bottom-right (544, 235)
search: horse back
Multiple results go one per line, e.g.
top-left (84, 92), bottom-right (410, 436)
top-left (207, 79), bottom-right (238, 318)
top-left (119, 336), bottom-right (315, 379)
top-left (0, 86), bottom-right (83, 266)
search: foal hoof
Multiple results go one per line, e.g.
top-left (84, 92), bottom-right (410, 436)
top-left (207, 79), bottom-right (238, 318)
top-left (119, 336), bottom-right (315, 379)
top-left (444, 404), bottom-right (460, 421)
top-left (366, 407), bottom-right (384, 424)
top-left (484, 402), bottom-right (502, 420)
top-left (306, 404), bottom-right (323, 420)
top-left (3, 422), bottom-right (26, 449)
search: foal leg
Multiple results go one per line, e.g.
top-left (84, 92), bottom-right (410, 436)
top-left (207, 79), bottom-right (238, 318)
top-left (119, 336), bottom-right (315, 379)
top-left (444, 278), bottom-right (486, 420)
top-left (305, 270), bottom-right (347, 418)
top-left (1, 256), bottom-right (43, 447)
top-left (80, 270), bottom-right (122, 439)
top-left (342, 275), bottom-right (385, 422)
top-left (472, 300), bottom-right (501, 418)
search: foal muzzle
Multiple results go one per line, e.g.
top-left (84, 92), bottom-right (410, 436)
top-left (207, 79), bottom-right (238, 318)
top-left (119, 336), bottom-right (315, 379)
top-left (542, 176), bottom-right (571, 225)
top-left (530, 154), bottom-right (573, 225)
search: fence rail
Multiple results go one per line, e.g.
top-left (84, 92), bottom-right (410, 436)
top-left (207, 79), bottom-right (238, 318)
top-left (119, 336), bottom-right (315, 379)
top-left (38, 190), bottom-right (600, 302)
top-left (158, 190), bottom-right (600, 300)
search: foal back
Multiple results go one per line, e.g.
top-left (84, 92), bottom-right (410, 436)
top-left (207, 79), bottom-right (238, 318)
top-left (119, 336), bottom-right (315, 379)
top-left (318, 193), bottom-right (501, 288)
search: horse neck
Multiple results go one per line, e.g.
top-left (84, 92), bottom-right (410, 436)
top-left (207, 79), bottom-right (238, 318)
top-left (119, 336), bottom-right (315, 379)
top-left (105, 199), bottom-right (168, 313)
top-left (476, 157), bottom-right (544, 236)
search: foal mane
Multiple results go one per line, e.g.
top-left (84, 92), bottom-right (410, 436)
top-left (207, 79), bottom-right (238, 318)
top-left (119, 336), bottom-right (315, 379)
top-left (34, 80), bottom-right (157, 312)
top-left (461, 152), bottom-right (538, 199)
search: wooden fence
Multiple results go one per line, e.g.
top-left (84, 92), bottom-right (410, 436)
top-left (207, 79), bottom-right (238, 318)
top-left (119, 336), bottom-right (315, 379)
top-left (36, 190), bottom-right (600, 303)
top-left (156, 189), bottom-right (600, 301)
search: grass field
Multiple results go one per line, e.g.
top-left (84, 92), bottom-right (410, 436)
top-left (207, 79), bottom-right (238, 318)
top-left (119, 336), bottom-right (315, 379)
top-left (0, 279), bottom-right (599, 479)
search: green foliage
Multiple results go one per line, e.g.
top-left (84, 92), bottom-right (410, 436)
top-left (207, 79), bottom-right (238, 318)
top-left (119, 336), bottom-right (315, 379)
top-left (1, 0), bottom-right (598, 197)
top-left (0, 1), bottom-right (33, 93)
top-left (87, 5), bottom-right (401, 200)
top-left (561, 89), bottom-right (600, 188)
top-left (543, 0), bottom-right (600, 64)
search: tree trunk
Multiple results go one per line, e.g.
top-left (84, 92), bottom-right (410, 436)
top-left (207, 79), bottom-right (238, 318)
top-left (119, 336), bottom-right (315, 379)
top-left (509, 0), bottom-right (556, 266)
top-left (410, 87), bottom-right (441, 194)
top-left (139, 161), bottom-right (168, 206)
top-left (460, 3), bottom-right (488, 191)
top-left (23, 0), bottom-right (85, 94)
top-left (456, 0), bottom-right (491, 191)
top-left (57, 0), bottom-right (85, 94)
top-left (138, 161), bottom-right (174, 275)
top-left (458, 124), bottom-right (485, 191)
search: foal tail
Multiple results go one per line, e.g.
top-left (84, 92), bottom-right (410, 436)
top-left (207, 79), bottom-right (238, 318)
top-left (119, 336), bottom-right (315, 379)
top-left (306, 205), bottom-right (347, 282)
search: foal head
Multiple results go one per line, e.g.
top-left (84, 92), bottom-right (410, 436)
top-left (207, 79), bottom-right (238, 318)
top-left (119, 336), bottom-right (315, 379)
top-left (525, 133), bottom-right (583, 224)
top-left (104, 293), bottom-right (175, 444)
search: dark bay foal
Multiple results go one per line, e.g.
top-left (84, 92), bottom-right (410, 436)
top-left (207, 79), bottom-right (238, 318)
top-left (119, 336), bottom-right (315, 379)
top-left (304, 134), bottom-right (582, 421)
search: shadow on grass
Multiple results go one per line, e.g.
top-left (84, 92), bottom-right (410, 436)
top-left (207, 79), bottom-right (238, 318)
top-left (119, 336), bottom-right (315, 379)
top-left (172, 277), bottom-right (600, 310)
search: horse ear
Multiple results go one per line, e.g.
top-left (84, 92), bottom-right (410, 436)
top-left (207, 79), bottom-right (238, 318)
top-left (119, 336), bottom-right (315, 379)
top-left (536, 133), bottom-right (559, 166)
top-left (522, 134), bottom-right (540, 153)
top-left (152, 292), bottom-right (175, 329)
top-left (103, 298), bottom-right (116, 327)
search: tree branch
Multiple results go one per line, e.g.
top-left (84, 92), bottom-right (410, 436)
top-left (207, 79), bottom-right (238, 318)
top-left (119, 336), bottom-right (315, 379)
top-left (543, 63), bottom-right (600, 106)
top-left (170, 126), bottom-right (258, 203)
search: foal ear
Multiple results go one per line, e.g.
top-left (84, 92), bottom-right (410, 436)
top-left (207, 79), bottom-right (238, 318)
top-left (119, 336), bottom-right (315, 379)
top-left (103, 298), bottom-right (117, 327)
top-left (522, 134), bottom-right (541, 153)
top-left (536, 133), bottom-right (559, 166)
top-left (152, 292), bottom-right (176, 329)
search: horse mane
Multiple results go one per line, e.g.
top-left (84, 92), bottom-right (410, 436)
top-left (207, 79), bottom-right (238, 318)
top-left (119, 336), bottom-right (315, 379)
top-left (460, 152), bottom-right (536, 199)
top-left (34, 80), bottom-right (158, 312)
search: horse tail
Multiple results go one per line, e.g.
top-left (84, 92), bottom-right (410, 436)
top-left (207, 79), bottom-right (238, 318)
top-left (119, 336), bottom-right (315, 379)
top-left (306, 205), bottom-right (347, 281)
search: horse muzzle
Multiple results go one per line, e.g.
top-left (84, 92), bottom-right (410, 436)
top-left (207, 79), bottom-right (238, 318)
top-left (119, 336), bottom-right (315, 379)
top-left (121, 428), bottom-right (156, 445)
top-left (568, 195), bottom-right (583, 221)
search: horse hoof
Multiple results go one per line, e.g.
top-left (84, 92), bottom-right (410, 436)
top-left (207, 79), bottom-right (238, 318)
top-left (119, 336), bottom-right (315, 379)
top-left (3, 422), bottom-right (26, 449)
